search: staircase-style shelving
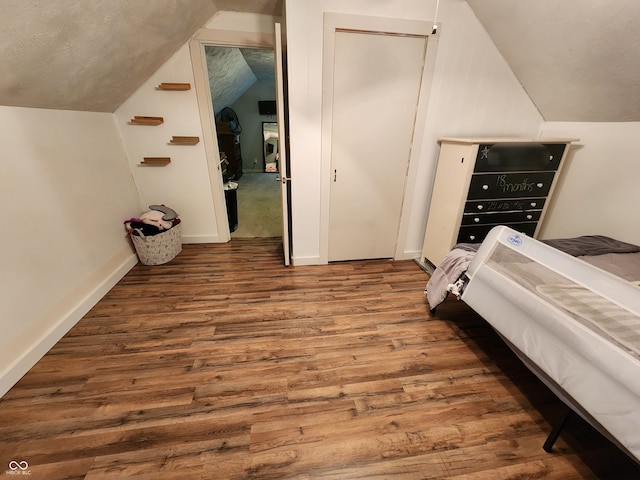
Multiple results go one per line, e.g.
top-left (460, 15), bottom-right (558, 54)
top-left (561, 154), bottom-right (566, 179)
top-left (157, 83), bottom-right (191, 91)
top-left (130, 116), bottom-right (164, 126)
top-left (130, 82), bottom-right (194, 169)
top-left (140, 157), bottom-right (171, 166)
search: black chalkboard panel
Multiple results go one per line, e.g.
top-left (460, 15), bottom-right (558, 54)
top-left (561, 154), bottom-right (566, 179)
top-left (461, 210), bottom-right (541, 226)
top-left (464, 197), bottom-right (546, 213)
top-left (457, 222), bottom-right (538, 244)
top-left (474, 143), bottom-right (565, 172)
top-left (467, 172), bottom-right (556, 200)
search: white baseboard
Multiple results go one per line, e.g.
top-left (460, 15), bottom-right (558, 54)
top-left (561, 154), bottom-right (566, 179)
top-left (400, 249), bottom-right (421, 260)
top-left (0, 251), bottom-right (139, 398)
top-left (291, 251), bottom-right (421, 266)
top-left (292, 255), bottom-right (323, 266)
top-left (181, 234), bottom-right (223, 244)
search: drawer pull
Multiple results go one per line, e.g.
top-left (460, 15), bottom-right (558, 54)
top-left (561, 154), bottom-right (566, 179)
top-left (469, 235), bottom-right (476, 241)
top-left (527, 214), bottom-right (533, 220)
top-left (537, 183), bottom-right (544, 188)
top-left (474, 217), bottom-right (480, 223)
top-left (482, 184), bottom-right (489, 190)
top-left (530, 202), bottom-right (537, 207)
top-left (477, 205), bottom-right (484, 210)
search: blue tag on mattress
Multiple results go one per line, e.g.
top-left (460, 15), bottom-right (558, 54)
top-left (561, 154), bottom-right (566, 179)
top-left (507, 234), bottom-right (523, 246)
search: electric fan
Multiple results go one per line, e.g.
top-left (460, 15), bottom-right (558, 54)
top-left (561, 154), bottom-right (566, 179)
top-left (217, 107), bottom-right (242, 135)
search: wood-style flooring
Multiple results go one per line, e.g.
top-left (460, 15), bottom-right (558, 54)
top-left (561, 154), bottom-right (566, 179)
top-left (0, 238), bottom-right (638, 479)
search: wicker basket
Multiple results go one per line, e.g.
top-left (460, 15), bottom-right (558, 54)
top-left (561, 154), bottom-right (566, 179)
top-left (130, 222), bottom-right (182, 265)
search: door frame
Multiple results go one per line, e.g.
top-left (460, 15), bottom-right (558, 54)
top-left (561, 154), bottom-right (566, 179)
top-left (189, 30), bottom-right (277, 244)
top-left (319, 13), bottom-right (440, 263)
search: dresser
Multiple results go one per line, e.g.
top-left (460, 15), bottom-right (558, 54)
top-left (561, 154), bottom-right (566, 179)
top-left (217, 132), bottom-right (243, 180)
top-left (421, 138), bottom-right (576, 268)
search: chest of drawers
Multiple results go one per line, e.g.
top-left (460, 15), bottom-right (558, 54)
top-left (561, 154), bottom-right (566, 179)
top-left (421, 138), bottom-right (576, 267)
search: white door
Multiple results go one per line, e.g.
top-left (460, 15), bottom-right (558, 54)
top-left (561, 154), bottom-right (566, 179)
top-left (274, 23), bottom-right (291, 266)
top-left (328, 31), bottom-right (427, 262)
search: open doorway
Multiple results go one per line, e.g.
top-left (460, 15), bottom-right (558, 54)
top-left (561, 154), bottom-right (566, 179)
top-left (204, 45), bottom-right (283, 239)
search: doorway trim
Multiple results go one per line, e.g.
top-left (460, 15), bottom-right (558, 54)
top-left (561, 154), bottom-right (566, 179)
top-left (319, 13), bottom-right (440, 263)
top-left (189, 30), bottom-right (276, 243)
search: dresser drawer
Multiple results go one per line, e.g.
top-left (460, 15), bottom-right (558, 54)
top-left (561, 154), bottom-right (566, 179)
top-left (467, 172), bottom-right (556, 200)
top-left (461, 210), bottom-right (541, 226)
top-left (464, 197), bottom-right (546, 214)
top-left (457, 222), bottom-right (538, 244)
top-left (474, 143), bottom-right (565, 172)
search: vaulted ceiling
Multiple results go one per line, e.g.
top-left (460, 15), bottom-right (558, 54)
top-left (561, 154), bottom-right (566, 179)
top-left (0, 0), bottom-right (281, 113)
top-left (466, 0), bottom-right (640, 122)
top-left (205, 46), bottom-right (276, 117)
top-left (0, 0), bottom-right (637, 121)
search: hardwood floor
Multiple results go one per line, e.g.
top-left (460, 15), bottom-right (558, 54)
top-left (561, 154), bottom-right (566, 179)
top-left (0, 238), bottom-right (637, 479)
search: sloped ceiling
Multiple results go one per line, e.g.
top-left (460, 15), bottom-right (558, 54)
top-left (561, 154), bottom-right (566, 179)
top-left (467, 0), bottom-right (640, 122)
top-left (205, 46), bottom-right (275, 117)
top-left (0, 0), bottom-right (281, 113)
top-left (0, 0), bottom-right (637, 122)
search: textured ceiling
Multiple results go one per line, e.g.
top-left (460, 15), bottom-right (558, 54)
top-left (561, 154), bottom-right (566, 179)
top-left (467, 0), bottom-right (640, 121)
top-left (0, 0), bottom-right (637, 121)
top-left (206, 46), bottom-right (275, 116)
top-left (213, 0), bottom-right (282, 17)
top-left (0, 0), bottom-right (281, 113)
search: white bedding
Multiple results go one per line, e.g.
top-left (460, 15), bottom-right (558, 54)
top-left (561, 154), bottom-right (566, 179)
top-left (460, 226), bottom-right (640, 462)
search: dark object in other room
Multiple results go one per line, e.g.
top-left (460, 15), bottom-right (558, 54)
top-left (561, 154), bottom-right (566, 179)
top-left (258, 100), bottom-right (276, 116)
top-left (224, 182), bottom-right (239, 232)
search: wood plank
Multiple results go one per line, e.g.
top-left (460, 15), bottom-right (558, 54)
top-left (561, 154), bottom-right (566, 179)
top-left (0, 238), bottom-right (636, 478)
top-left (169, 136), bottom-right (199, 145)
top-left (141, 157), bottom-right (170, 166)
top-left (129, 116), bottom-right (164, 125)
top-left (157, 82), bottom-right (191, 91)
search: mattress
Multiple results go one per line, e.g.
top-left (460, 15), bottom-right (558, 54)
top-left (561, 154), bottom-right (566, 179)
top-left (425, 234), bottom-right (640, 311)
top-left (460, 226), bottom-right (640, 462)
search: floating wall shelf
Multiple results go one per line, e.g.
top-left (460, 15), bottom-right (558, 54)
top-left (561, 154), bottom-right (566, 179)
top-left (170, 136), bottom-right (200, 145)
top-left (130, 116), bottom-right (164, 125)
top-left (140, 157), bottom-right (171, 166)
top-left (157, 83), bottom-right (191, 91)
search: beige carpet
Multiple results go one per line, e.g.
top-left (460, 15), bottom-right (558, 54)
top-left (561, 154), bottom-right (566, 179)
top-left (231, 172), bottom-right (282, 238)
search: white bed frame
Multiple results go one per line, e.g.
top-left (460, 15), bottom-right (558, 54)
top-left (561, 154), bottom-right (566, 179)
top-left (460, 226), bottom-right (640, 462)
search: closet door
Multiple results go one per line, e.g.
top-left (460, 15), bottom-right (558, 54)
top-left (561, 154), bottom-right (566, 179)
top-left (328, 30), bottom-right (427, 261)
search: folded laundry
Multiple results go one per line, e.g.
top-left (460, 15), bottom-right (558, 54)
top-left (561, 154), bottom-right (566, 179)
top-left (149, 204), bottom-right (178, 222)
top-left (124, 205), bottom-right (180, 237)
top-left (140, 210), bottom-right (173, 230)
top-left (124, 204), bottom-right (180, 237)
top-left (125, 220), bottom-right (162, 237)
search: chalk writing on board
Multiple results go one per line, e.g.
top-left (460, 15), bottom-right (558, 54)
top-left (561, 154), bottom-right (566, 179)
top-left (485, 200), bottom-right (524, 211)
top-left (496, 175), bottom-right (541, 193)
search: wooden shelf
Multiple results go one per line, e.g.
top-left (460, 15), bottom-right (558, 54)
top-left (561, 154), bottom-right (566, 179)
top-left (170, 136), bottom-right (200, 145)
top-left (157, 83), bottom-right (191, 91)
top-left (130, 116), bottom-right (164, 126)
top-left (140, 157), bottom-right (171, 166)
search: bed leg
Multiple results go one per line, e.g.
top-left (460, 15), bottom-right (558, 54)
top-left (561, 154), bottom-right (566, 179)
top-left (543, 408), bottom-right (572, 452)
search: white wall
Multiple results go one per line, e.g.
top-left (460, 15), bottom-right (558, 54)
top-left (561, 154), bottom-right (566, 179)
top-left (540, 122), bottom-right (640, 245)
top-left (116, 3), bottom-right (544, 265)
top-left (284, 0), bottom-right (544, 264)
top-left (115, 13), bottom-right (280, 244)
top-left (115, 44), bottom-right (220, 243)
top-left (0, 106), bottom-right (140, 396)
